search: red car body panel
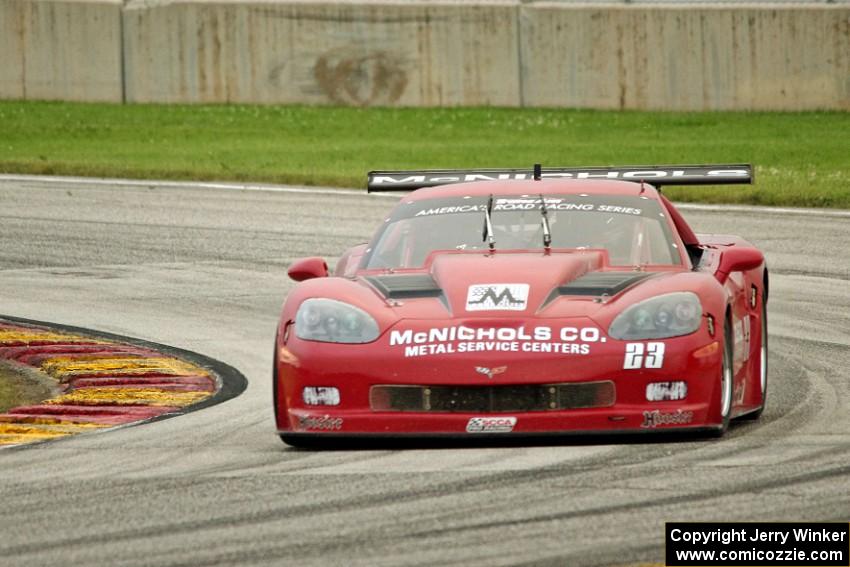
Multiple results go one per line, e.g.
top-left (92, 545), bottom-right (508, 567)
top-left (274, 178), bottom-right (767, 440)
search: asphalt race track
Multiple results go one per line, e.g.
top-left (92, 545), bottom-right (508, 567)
top-left (1, 177), bottom-right (849, 567)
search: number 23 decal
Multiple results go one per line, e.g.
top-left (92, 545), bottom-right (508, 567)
top-left (624, 342), bottom-right (665, 369)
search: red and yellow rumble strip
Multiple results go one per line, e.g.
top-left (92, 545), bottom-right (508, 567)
top-left (0, 321), bottom-right (218, 446)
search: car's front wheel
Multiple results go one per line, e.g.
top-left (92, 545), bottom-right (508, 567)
top-left (711, 316), bottom-right (735, 437)
top-left (740, 297), bottom-right (768, 420)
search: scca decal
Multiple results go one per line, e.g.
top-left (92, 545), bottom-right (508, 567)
top-left (389, 325), bottom-right (606, 358)
top-left (466, 417), bottom-right (516, 433)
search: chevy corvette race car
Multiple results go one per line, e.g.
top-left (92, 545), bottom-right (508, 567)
top-left (274, 164), bottom-right (767, 445)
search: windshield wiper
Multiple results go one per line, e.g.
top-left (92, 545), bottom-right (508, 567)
top-left (539, 193), bottom-right (552, 250)
top-left (482, 194), bottom-right (495, 251)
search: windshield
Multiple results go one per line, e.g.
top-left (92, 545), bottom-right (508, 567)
top-left (365, 194), bottom-right (681, 269)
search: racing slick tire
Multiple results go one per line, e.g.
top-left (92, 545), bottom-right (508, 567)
top-left (710, 315), bottom-right (735, 437)
top-left (740, 296), bottom-right (768, 421)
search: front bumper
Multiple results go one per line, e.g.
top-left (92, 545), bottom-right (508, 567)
top-left (275, 321), bottom-right (724, 437)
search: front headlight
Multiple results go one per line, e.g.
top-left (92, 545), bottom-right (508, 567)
top-left (608, 292), bottom-right (702, 340)
top-left (294, 298), bottom-right (380, 344)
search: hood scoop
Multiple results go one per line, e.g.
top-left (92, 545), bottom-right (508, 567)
top-left (365, 274), bottom-right (443, 299)
top-left (557, 271), bottom-right (655, 297)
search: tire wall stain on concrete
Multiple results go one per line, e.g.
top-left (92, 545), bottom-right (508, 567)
top-left (314, 47), bottom-right (407, 106)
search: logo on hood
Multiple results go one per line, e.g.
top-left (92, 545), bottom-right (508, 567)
top-left (466, 284), bottom-right (529, 311)
top-left (475, 366), bottom-right (507, 379)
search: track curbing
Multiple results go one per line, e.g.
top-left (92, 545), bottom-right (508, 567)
top-left (0, 315), bottom-right (247, 449)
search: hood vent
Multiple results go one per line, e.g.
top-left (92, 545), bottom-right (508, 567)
top-left (557, 272), bottom-right (655, 297)
top-left (365, 274), bottom-right (443, 299)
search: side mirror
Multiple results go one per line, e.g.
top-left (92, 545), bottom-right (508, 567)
top-left (288, 257), bottom-right (328, 282)
top-left (717, 248), bottom-right (763, 282)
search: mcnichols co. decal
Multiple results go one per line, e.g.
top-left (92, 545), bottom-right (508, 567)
top-left (389, 325), bottom-right (607, 358)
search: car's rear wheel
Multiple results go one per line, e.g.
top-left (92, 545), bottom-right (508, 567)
top-left (740, 296), bottom-right (768, 420)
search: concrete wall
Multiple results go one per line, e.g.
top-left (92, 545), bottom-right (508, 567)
top-left (520, 4), bottom-right (850, 110)
top-left (1, 0), bottom-right (849, 110)
top-left (0, 1), bottom-right (24, 99)
top-left (0, 0), bottom-right (123, 102)
top-left (123, 0), bottom-right (520, 106)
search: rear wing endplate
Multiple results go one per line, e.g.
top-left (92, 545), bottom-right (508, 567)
top-left (367, 164), bottom-right (753, 192)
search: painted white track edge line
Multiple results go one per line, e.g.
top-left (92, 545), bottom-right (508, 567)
top-left (0, 174), bottom-right (394, 198)
top-left (2, 173), bottom-right (849, 215)
top-left (674, 202), bottom-right (850, 218)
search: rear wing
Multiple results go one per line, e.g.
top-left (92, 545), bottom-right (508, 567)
top-left (367, 164), bottom-right (753, 192)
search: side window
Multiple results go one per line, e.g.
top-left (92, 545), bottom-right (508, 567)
top-left (368, 221), bottom-right (408, 268)
top-left (643, 219), bottom-right (676, 265)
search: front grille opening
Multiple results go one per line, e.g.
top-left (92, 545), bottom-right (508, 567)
top-left (369, 381), bottom-right (615, 413)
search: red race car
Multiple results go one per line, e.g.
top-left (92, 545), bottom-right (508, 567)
top-left (274, 164), bottom-right (767, 446)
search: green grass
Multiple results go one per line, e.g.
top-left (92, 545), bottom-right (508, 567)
top-left (0, 363), bottom-right (52, 413)
top-left (0, 369), bottom-right (19, 412)
top-left (0, 101), bottom-right (848, 207)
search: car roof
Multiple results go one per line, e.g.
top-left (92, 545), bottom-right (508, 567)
top-left (400, 179), bottom-right (662, 201)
